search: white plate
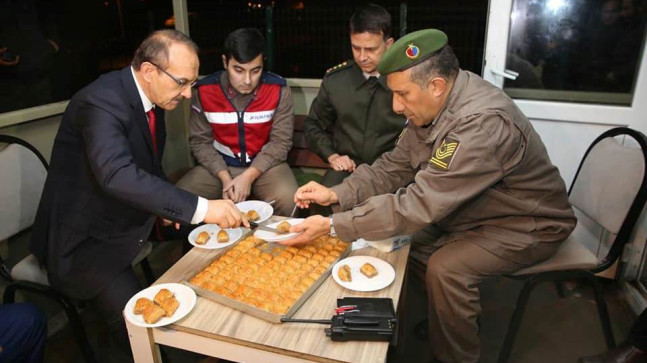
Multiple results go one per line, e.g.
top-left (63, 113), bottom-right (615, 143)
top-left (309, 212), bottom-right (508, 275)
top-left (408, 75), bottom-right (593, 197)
top-left (331, 256), bottom-right (395, 292)
top-left (253, 218), bottom-right (304, 242)
top-left (188, 225), bottom-right (243, 249)
top-left (124, 283), bottom-right (197, 328)
top-left (236, 200), bottom-right (273, 223)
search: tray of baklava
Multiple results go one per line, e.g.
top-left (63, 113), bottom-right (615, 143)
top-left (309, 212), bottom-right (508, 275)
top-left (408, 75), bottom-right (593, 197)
top-left (184, 234), bottom-right (351, 323)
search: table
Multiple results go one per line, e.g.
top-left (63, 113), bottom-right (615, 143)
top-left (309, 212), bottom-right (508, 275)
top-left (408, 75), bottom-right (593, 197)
top-left (126, 226), bottom-right (410, 363)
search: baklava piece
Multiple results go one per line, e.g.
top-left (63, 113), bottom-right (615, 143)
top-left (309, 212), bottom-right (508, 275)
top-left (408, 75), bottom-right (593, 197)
top-left (134, 298), bottom-right (154, 315)
top-left (360, 262), bottom-right (378, 278)
top-left (285, 247), bottom-right (300, 255)
top-left (276, 221), bottom-right (291, 234)
top-left (246, 209), bottom-right (260, 221)
top-left (159, 296), bottom-right (180, 317)
top-left (143, 304), bottom-right (166, 324)
top-left (338, 264), bottom-right (352, 282)
top-left (292, 255), bottom-right (307, 264)
top-left (154, 289), bottom-right (174, 306)
top-left (217, 229), bottom-right (229, 243)
top-left (195, 231), bottom-right (210, 245)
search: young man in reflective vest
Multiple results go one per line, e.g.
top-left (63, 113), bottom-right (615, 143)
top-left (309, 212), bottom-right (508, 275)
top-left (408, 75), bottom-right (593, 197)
top-left (177, 28), bottom-right (298, 216)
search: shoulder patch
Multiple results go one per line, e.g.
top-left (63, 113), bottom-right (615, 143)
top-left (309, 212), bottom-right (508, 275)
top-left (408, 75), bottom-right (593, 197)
top-left (429, 138), bottom-right (460, 171)
top-left (325, 61), bottom-right (351, 75)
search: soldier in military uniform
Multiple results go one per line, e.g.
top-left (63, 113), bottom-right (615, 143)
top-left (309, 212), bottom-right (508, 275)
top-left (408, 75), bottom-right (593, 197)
top-left (283, 29), bottom-right (576, 362)
top-left (303, 3), bottom-right (406, 215)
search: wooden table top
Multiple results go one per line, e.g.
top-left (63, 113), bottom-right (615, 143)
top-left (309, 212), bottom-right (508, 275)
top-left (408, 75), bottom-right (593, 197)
top-left (154, 224), bottom-right (410, 363)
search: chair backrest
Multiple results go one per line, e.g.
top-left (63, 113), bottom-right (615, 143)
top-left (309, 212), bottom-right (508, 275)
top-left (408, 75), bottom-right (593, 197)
top-left (568, 127), bottom-right (647, 272)
top-left (0, 135), bottom-right (48, 241)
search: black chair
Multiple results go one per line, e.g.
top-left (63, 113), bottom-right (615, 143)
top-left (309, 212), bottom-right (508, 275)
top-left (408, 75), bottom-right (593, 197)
top-left (0, 135), bottom-right (156, 363)
top-left (498, 127), bottom-right (647, 362)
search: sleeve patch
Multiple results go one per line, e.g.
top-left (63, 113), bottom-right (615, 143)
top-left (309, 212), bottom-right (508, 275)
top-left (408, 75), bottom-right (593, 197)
top-left (429, 138), bottom-right (460, 171)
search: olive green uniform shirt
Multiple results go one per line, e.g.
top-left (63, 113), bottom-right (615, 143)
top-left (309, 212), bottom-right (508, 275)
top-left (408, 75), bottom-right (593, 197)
top-left (331, 70), bottom-right (576, 264)
top-left (304, 60), bottom-right (406, 164)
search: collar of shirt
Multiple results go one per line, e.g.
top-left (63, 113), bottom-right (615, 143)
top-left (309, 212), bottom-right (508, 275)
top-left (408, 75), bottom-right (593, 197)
top-left (362, 71), bottom-right (380, 79)
top-left (131, 66), bottom-right (154, 113)
top-left (351, 63), bottom-right (386, 90)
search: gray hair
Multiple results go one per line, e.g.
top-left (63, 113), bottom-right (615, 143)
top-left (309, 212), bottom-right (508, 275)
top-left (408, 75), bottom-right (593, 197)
top-left (132, 29), bottom-right (199, 70)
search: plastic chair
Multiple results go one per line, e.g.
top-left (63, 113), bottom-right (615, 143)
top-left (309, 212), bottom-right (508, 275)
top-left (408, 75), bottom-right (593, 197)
top-left (498, 127), bottom-right (647, 362)
top-left (0, 135), bottom-right (155, 363)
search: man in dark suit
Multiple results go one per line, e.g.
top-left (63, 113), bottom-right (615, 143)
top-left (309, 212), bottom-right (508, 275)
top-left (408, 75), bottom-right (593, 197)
top-left (29, 29), bottom-right (245, 354)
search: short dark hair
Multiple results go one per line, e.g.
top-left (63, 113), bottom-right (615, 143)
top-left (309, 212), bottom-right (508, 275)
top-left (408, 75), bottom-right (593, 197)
top-left (409, 45), bottom-right (460, 89)
top-left (223, 28), bottom-right (266, 64)
top-left (349, 3), bottom-right (392, 40)
top-left (132, 29), bottom-right (198, 71)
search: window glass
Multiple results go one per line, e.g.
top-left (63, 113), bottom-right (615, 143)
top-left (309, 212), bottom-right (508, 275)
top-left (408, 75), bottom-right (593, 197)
top-left (504, 0), bottom-right (646, 105)
top-left (0, 0), bottom-right (174, 113)
top-left (186, 1), bottom-right (486, 79)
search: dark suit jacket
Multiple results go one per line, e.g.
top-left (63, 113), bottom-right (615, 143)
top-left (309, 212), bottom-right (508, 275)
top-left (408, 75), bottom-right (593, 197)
top-left (30, 67), bottom-right (198, 299)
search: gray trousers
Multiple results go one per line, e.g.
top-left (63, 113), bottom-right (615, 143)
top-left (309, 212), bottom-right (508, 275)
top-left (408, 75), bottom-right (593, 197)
top-left (410, 225), bottom-right (560, 362)
top-left (175, 162), bottom-right (298, 217)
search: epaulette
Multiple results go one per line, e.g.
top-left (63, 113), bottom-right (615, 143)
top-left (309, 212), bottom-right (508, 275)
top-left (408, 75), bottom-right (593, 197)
top-left (325, 61), bottom-right (352, 76)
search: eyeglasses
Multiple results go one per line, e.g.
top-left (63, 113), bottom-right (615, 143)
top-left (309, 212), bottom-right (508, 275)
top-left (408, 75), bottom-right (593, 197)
top-left (148, 61), bottom-right (197, 89)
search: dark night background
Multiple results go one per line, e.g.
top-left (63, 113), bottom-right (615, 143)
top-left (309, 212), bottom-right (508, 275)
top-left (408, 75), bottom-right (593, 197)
top-left (0, 0), bottom-right (488, 112)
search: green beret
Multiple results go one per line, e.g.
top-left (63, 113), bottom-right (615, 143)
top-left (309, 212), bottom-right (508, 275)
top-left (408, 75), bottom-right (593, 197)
top-left (377, 29), bottom-right (448, 75)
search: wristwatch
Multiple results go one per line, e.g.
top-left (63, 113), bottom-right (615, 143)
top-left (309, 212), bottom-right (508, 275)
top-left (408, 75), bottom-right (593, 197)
top-left (329, 217), bottom-right (337, 237)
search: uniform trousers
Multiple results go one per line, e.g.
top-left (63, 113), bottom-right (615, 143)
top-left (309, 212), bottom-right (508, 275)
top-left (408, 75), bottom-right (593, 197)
top-left (0, 303), bottom-right (47, 363)
top-left (410, 225), bottom-right (560, 363)
top-left (176, 163), bottom-right (298, 217)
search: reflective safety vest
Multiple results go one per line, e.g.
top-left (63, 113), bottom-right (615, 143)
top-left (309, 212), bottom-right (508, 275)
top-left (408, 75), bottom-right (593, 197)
top-left (196, 71), bottom-right (284, 166)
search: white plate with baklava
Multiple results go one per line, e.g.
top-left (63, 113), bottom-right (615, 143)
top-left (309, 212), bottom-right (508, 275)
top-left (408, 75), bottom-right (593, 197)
top-left (124, 283), bottom-right (196, 328)
top-left (332, 256), bottom-right (395, 292)
top-left (188, 224), bottom-right (243, 249)
top-left (236, 200), bottom-right (273, 223)
top-left (253, 218), bottom-right (304, 242)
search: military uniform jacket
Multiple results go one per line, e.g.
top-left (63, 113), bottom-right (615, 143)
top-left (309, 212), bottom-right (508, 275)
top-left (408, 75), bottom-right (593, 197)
top-left (304, 60), bottom-right (406, 165)
top-left (331, 70), bottom-right (576, 264)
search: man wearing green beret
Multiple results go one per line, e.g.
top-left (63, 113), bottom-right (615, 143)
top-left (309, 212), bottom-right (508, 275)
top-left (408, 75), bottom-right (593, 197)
top-left (283, 29), bottom-right (576, 362)
top-left (303, 3), bottom-right (406, 215)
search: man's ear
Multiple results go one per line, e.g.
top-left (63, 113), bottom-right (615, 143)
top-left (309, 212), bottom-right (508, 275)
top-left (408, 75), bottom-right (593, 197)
top-left (222, 55), bottom-right (228, 70)
top-left (429, 77), bottom-right (447, 97)
top-left (385, 37), bottom-right (395, 49)
top-left (140, 62), bottom-right (156, 83)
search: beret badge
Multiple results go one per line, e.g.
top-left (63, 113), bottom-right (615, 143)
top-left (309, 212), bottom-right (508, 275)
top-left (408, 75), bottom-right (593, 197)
top-left (405, 43), bottom-right (420, 59)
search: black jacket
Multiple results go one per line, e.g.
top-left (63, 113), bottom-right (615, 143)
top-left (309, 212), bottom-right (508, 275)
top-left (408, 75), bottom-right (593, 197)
top-left (30, 67), bottom-right (197, 299)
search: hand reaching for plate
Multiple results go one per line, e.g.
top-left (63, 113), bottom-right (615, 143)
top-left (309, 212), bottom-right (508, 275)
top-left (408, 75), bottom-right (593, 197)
top-left (293, 181), bottom-right (339, 209)
top-left (279, 215), bottom-right (329, 246)
top-left (204, 199), bottom-right (250, 228)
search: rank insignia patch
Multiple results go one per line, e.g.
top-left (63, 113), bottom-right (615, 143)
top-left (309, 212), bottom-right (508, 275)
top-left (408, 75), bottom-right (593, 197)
top-left (429, 138), bottom-right (460, 170)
